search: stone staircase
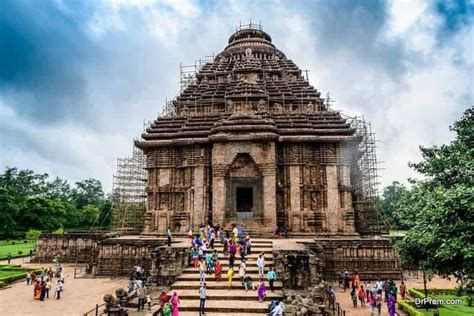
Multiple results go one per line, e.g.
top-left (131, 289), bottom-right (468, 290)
top-left (171, 239), bottom-right (283, 315)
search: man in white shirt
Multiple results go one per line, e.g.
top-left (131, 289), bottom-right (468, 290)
top-left (257, 254), bottom-right (265, 278)
top-left (199, 282), bottom-right (207, 315)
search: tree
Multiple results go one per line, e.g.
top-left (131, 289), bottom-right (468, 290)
top-left (0, 187), bottom-right (19, 237)
top-left (379, 181), bottom-right (409, 229)
top-left (18, 196), bottom-right (67, 231)
top-left (396, 107), bottom-right (474, 292)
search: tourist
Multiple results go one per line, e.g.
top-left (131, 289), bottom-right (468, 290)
top-left (274, 226), bottom-right (280, 239)
top-left (214, 260), bottom-right (222, 281)
top-left (257, 279), bottom-right (266, 302)
top-left (45, 279), bottom-right (51, 299)
top-left (162, 301), bottom-right (172, 316)
top-left (267, 267), bottom-right (276, 292)
top-left (159, 291), bottom-right (171, 311)
top-left (7, 252), bottom-right (12, 264)
top-left (220, 229), bottom-right (225, 244)
top-left (29, 249), bottom-right (33, 260)
top-left (192, 247), bottom-right (199, 267)
top-left (375, 289), bottom-right (383, 316)
top-left (383, 280), bottom-right (391, 302)
top-left (245, 236), bottom-right (252, 255)
top-left (358, 285), bottom-right (366, 306)
top-left (391, 282), bottom-right (398, 301)
top-left (199, 258), bottom-right (206, 284)
top-left (376, 278), bottom-right (383, 291)
top-left (366, 280), bottom-right (372, 297)
top-left (146, 293), bottom-right (151, 310)
top-left (352, 272), bottom-right (360, 289)
top-left (170, 291), bottom-right (180, 316)
top-left (199, 282), bottom-right (206, 315)
top-left (283, 226), bottom-right (289, 239)
top-left (188, 228), bottom-right (193, 245)
top-left (257, 254), bottom-right (265, 279)
top-left (26, 272), bottom-right (31, 285)
top-left (343, 271), bottom-right (350, 292)
top-left (232, 226), bottom-right (238, 240)
top-left (367, 290), bottom-right (376, 316)
top-left (229, 241), bottom-right (236, 259)
top-left (211, 250), bottom-right (218, 271)
top-left (399, 281), bottom-right (407, 300)
top-left (387, 293), bottom-right (396, 316)
top-left (327, 286), bottom-right (336, 310)
top-left (350, 287), bottom-right (357, 307)
top-left (137, 285), bottom-right (146, 311)
top-left (270, 300), bottom-right (284, 316)
top-left (205, 251), bottom-right (212, 274)
top-left (227, 267), bottom-right (234, 290)
top-left (228, 252), bottom-right (235, 269)
top-left (239, 259), bottom-right (246, 285)
top-left (223, 238), bottom-right (228, 255)
top-left (244, 274), bottom-right (254, 291)
top-left (167, 227), bottom-right (172, 247)
top-left (40, 268), bottom-right (45, 281)
top-left (33, 281), bottom-right (41, 300)
top-left (54, 280), bottom-right (62, 299)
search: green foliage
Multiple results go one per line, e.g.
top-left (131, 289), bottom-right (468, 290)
top-left (395, 107), bottom-right (474, 292)
top-left (52, 228), bottom-right (65, 234)
top-left (409, 288), bottom-right (426, 299)
top-left (397, 300), bottom-right (424, 316)
top-left (379, 181), bottom-right (409, 229)
top-left (25, 229), bottom-right (42, 241)
top-left (0, 167), bottom-right (113, 236)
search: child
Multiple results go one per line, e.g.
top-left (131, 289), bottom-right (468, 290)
top-left (351, 288), bottom-right (358, 307)
top-left (358, 285), bottom-right (366, 306)
top-left (146, 294), bottom-right (151, 310)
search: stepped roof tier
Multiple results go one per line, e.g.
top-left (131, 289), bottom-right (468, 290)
top-left (137, 25), bottom-right (356, 148)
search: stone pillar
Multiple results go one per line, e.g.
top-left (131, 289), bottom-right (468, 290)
top-left (289, 165), bottom-right (301, 231)
top-left (261, 164), bottom-right (277, 230)
top-left (342, 165), bottom-right (355, 233)
top-left (193, 166), bottom-right (205, 229)
top-left (326, 165), bottom-right (341, 233)
top-left (212, 165), bottom-right (227, 227)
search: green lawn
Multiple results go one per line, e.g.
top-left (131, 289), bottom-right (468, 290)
top-left (417, 294), bottom-right (474, 316)
top-left (0, 240), bottom-right (35, 260)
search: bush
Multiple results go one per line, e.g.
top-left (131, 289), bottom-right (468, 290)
top-left (18, 251), bottom-right (22, 255)
top-left (23, 240), bottom-right (27, 243)
top-left (409, 288), bottom-right (425, 299)
top-left (398, 301), bottom-right (424, 316)
top-left (11, 241), bottom-right (15, 245)
top-left (52, 227), bottom-right (64, 234)
top-left (25, 229), bottom-right (42, 241)
top-left (416, 288), bottom-right (458, 295)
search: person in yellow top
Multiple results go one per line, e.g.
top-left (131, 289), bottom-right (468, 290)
top-left (227, 267), bottom-right (234, 290)
top-left (232, 226), bottom-right (238, 240)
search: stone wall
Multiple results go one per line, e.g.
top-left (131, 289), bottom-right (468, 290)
top-left (312, 236), bottom-right (401, 281)
top-left (152, 242), bottom-right (190, 286)
top-left (33, 233), bottom-right (105, 264)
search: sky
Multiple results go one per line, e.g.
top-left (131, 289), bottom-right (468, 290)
top-left (0, 0), bottom-right (472, 192)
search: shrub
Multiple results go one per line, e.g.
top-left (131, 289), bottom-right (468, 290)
top-left (52, 228), bottom-right (64, 235)
top-left (25, 229), bottom-right (42, 241)
top-left (11, 241), bottom-right (15, 245)
top-left (18, 251), bottom-right (23, 255)
top-left (409, 288), bottom-right (425, 299)
top-left (398, 301), bottom-right (424, 316)
top-left (23, 240), bottom-right (27, 243)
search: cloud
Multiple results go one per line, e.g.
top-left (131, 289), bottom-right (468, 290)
top-left (0, 0), bottom-right (472, 192)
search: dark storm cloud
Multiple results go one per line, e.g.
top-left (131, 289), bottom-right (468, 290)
top-left (0, 0), bottom-right (96, 124)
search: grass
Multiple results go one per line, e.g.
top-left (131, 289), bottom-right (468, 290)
top-left (414, 294), bottom-right (474, 316)
top-left (0, 239), bottom-right (35, 260)
top-left (0, 265), bottom-right (32, 287)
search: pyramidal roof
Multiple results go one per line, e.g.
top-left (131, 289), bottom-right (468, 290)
top-left (137, 25), bottom-right (356, 147)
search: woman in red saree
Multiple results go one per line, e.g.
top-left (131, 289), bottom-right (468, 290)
top-left (214, 260), bottom-right (222, 281)
top-left (34, 281), bottom-right (41, 300)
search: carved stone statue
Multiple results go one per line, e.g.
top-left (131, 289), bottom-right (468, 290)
top-left (226, 99), bottom-right (234, 112)
top-left (181, 105), bottom-right (189, 116)
top-left (245, 48), bottom-right (252, 57)
top-left (306, 101), bottom-right (315, 112)
top-left (257, 99), bottom-right (267, 112)
top-left (274, 102), bottom-right (282, 112)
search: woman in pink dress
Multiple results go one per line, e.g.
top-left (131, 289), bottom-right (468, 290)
top-left (170, 291), bottom-right (180, 316)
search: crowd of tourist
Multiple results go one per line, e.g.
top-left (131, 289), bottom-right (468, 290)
top-left (27, 258), bottom-right (66, 301)
top-left (328, 271), bottom-right (406, 316)
top-left (164, 223), bottom-right (285, 315)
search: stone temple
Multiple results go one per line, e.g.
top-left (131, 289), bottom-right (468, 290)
top-left (136, 25), bottom-right (378, 236)
top-left (34, 26), bottom-right (399, 308)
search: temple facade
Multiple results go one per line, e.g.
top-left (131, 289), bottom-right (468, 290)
top-left (136, 26), bottom-right (368, 235)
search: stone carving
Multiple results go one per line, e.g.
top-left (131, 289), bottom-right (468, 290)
top-left (226, 99), bottom-right (234, 112)
top-left (257, 99), bottom-right (267, 112)
top-left (306, 101), bottom-right (315, 112)
top-left (181, 105), bottom-right (189, 116)
top-left (274, 102), bottom-right (282, 112)
top-left (103, 294), bottom-right (119, 310)
top-left (245, 47), bottom-right (252, 57)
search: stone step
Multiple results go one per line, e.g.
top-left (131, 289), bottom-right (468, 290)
top-left (206, 250), bottom-right (274, 256)
top-left (177, 299), bottom-right (272, 313)
top-left (176, 289), bottom-right (283, 300)
top-left (177, 273), bottom-right (266, 282)
top-left (171, 280), bottom-right (283, 290)
top-left (180, 312), bottom-right (267, 316)
top-left (183, 266), bottom-right (266, 274)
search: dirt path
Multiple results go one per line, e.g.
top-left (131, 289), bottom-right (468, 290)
top-left (0, 258), bottom-right (127, 316)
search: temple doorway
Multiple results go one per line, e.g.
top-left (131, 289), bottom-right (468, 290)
top-left (236, 187), bottom-right (253, 213)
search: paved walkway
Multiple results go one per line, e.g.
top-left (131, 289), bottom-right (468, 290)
top-left (0, 258), bottom-right (127, 316)
top-left (331, 276), bottom-right (457, 316)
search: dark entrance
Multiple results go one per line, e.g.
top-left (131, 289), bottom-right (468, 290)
top-left (236, 187), bottom-right (253, 213)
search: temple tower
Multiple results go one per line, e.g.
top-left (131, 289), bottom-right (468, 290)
top-left (136, 25), bottom-right (364, 235)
